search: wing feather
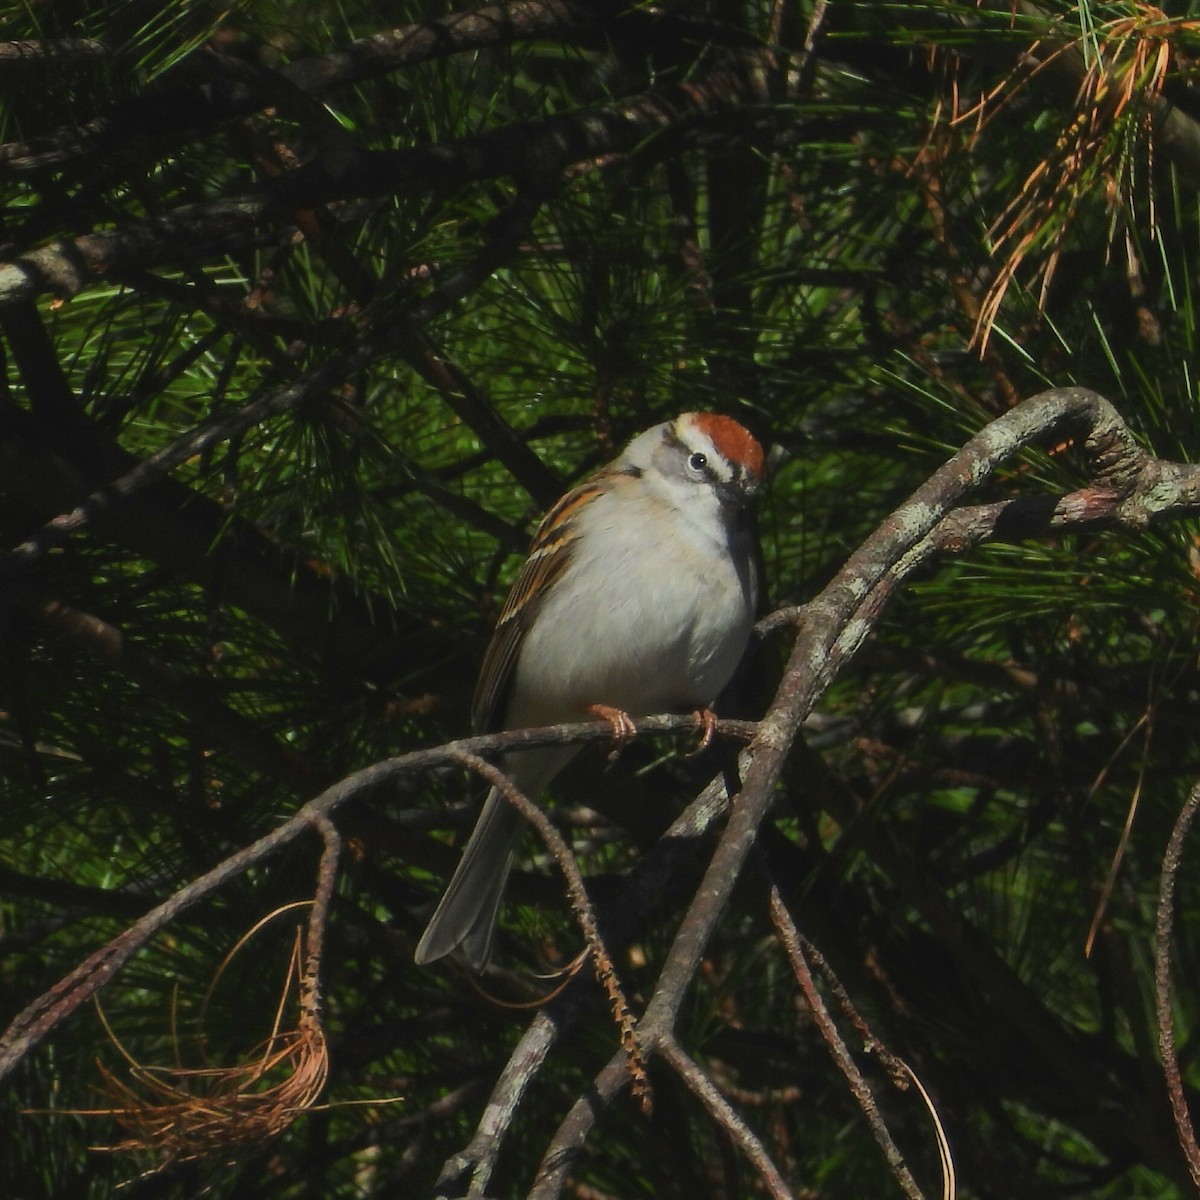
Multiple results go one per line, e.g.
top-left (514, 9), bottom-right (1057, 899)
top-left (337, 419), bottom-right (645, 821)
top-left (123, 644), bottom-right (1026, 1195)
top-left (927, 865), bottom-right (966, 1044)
top-left (470, 480), bottom-right (604, 733)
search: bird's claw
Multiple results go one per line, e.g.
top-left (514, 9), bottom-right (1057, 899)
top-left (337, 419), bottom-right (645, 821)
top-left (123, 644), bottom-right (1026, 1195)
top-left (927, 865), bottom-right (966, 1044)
top-left (585, 703), bottom-right (636, 761)
top-left (687, 708), bottom-right (718, 756)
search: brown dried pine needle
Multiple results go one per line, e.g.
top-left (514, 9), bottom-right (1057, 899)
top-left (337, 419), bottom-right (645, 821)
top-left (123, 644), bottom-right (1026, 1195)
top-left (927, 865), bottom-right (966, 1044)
top-left (936, 3), bottom-right (1195, 348)
top-left (88, 925), bottom-right (328, 1165)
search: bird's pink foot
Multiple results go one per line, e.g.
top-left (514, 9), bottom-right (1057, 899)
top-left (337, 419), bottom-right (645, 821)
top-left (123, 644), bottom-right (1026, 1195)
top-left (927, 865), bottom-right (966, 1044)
top-left (687, 708), bottom-right (718, 756)
top-left (585, 703), bottom-right (636, 760)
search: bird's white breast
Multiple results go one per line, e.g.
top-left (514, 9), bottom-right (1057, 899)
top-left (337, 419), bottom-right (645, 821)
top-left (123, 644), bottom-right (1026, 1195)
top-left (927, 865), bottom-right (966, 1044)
top-left (505, 485), bottom-right (756, 729)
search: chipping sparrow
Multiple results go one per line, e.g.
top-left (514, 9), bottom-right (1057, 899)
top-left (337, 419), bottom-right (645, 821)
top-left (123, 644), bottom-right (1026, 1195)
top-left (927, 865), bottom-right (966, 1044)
top-left (414, 412), bottom-right (764, 968)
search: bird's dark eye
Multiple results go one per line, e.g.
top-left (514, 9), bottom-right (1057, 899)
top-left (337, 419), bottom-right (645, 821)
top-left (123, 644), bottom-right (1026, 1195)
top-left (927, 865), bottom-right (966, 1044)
top-left (688, 451), bottom-right (708, 472)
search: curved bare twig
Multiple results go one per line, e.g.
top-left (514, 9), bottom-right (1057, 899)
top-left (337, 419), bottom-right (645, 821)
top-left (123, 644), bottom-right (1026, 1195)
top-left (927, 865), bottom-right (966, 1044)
top-left (659, 1034), bottom-right (793, 1200)
top-left (1154, 778), bottom-right (1200, 1189)
top-left (435, 770), bottom-right (737, 1197)
top-left (0, 714), bottom-right (753, 1085)
top-left (769, 887), bottom-right (931, 1200)
top-left (450, 751), bottom-right (651, 1109)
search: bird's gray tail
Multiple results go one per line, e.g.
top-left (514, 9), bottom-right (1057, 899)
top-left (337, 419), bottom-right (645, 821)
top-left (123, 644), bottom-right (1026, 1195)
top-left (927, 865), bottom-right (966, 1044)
top-left (414, 788), bottom-right (524, 969)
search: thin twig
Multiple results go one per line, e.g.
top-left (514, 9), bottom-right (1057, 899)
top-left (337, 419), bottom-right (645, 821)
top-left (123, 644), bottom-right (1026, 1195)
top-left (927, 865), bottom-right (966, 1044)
top-left (659, 1034), bottom-right (793, 1200)
top-left (77, 822), bottom-right (341, 1165)
top-left (0, 39), bottom-right (109, 63)
top-left (768, 889), bottom-right (930, 1200)
top-left (450, 751), bottom-right (651, 1112)
top-left (1085, 711), bottom-right (1153, 958)
top-left (779, 903), bottom-right (958, 1199)
top-left (1154, 779), bottom-right (1200, 1189)
top-left (302, 815), bottom-right (342, 1028)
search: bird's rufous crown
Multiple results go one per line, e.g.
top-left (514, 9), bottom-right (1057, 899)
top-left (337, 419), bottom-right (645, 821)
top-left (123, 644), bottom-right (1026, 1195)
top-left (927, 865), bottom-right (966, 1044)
top-left (686, 413), bottom-right (765, 480)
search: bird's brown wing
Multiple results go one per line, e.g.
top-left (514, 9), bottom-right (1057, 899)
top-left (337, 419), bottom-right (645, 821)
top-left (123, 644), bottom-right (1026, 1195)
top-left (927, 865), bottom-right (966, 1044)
top-left (470, 479), bottom-right (606, 734)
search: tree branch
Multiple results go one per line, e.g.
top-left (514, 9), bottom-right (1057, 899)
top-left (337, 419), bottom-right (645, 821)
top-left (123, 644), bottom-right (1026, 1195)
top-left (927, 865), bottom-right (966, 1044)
top-left (0, 3), bottom-right (601, 175)
top-left (527, 386), bottom-right (1199, 1193)
top-left (435, 770), bottom-right (737, 1197)
top-left (0, 56), bottom-right (781, 308)
top-left (0, 393), bottom-right (438, 682)
top-left (0, 713), bottom-right (751, 1085)
top-left (0, 39), bottom-right (109, 64)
